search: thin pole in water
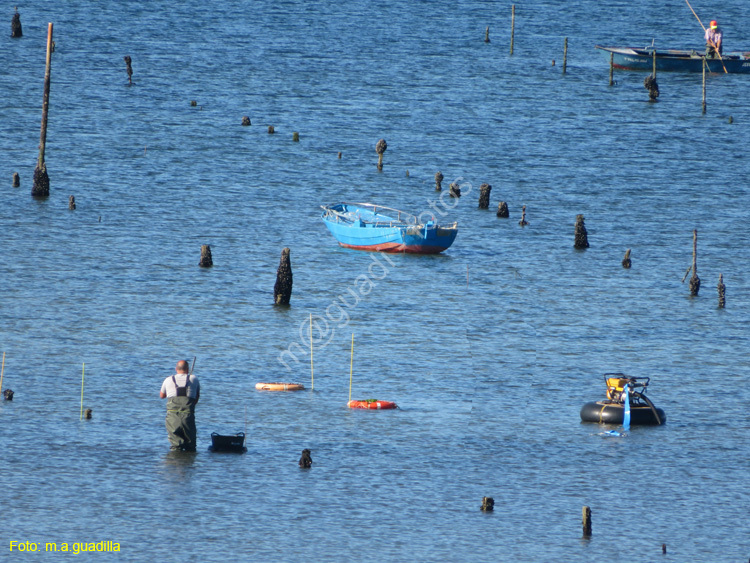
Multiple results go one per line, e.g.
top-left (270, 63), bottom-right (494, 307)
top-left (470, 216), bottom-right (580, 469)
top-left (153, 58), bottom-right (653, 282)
top-left (702, 58), bottom-right (707, 114)
top-left (0, 352), bottom-right (5, 396)
top-left (652, 49), bottom-right (656, 78)
top-left (609, 52), bottom-right (614, 85)
top-left (349, 333), bottom-right (354, 403)
top-left (80, 363), bottom-right (85, 420)
top-left (510, 5), bottom-right (515, 55)
top-left (310, 313), bottom-right (314, 390)
top-left (562, 37), bottom-right (567, 74)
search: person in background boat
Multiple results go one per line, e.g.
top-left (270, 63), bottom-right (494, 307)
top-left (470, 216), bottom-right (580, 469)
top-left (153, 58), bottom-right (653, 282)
top-left (705, 20), bottom-right (723, 58)
top-left (159, 360), bottom-right (200, 451)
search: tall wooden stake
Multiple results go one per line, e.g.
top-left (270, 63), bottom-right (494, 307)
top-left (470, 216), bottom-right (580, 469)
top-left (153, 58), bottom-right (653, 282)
top-left (652, 49), bottom-right (656, 77)
top-left (32, 22), bottom-right (54, 198)
top-left (563, 37), bottom-right (568, 74)
top-left (510, 5), bottom-right (515, 55)
top-left (609, 52), bottom-right (614, 85)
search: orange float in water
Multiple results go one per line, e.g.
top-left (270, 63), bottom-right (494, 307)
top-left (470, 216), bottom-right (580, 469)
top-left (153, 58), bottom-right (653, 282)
top-left (347, 399), bottom-right (397, 410)
top-left (255, 382), bottom-right (305, 391)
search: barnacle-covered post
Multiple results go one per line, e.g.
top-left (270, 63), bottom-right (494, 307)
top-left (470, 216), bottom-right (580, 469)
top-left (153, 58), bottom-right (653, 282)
top-left (480, 497), bottom-right (494, 511)
top-left (479, 183), bottom-right (492, 208)
top-left (582, 506), bottom-right (592, 537)
top-left (622, 249), bottom-right (631, 268)
top-left (449, 181), bottom-right (461, 198)
top-left (12, 173), bottom-right (20, 187)
top-left (274, 247), bottom-right (293, 305)
top-left (68, 195), bottom-right (76, 210)
top-left (497, 202), bottom-right (509, 217)
top-left (199, 245), bottom-right (213, 268)
top-left (375, 139), bottom-right (387, 170)
top-left (644, 74), bottom-right (659, 101)
top-left (574, 214), bottom-right (589, 249)
top-left (124, 55), bottom-right (133, 86)
top-left (11, 8), bottom-right (22, 37)
top-left (434, 171), bottom-right (443, 191)
top-left (717, 274), bottom-right (725, 308)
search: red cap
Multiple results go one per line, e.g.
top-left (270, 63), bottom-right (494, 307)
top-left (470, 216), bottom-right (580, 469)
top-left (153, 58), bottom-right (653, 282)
top-left (710, 20), bottom-right (718, 29)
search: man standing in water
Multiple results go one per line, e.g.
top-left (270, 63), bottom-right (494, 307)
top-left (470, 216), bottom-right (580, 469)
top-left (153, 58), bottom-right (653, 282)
top-left (705, 20), bottom-right (723, 58)
top-left (160, 359), bottom-right (200, 451)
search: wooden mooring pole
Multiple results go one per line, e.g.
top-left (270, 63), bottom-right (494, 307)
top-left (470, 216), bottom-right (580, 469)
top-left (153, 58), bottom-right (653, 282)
top-left (582, 506), bottom-right (592, 537)
top-left (609, 52), bottom-right (614, 85)
top-left (510, 5), bottom-right (515, 55)
top-left (32, 22), bottom-right (54, 198)
top-left (563, 37), bottom-right (568, 74)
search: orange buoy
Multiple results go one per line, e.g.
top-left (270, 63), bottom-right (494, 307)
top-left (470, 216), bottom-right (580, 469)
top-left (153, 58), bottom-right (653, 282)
top-left (347, 399), bottom-right (397, 410)
top-left (255, 382), bottom-right (305, 391)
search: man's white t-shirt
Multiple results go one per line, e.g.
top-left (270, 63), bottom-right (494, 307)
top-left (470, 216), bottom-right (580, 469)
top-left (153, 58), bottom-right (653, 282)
top-left (160, 373), bottom-right (200, 398)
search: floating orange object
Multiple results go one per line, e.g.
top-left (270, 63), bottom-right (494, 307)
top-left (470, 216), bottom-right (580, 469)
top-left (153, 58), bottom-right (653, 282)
top-left (255, 382), bottom-right (305, 391)
top-left (347, 400), bottom-right (397, 410)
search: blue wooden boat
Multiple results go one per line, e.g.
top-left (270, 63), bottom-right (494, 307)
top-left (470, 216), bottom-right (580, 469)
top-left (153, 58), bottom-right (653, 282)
top-left (596, 45), bottom-right (750, 73)
top-left (321, 202), bottom-right (458, 254)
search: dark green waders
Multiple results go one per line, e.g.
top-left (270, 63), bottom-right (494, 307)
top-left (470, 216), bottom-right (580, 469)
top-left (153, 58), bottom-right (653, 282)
top-left (166, 395), bottom-right (198, 451)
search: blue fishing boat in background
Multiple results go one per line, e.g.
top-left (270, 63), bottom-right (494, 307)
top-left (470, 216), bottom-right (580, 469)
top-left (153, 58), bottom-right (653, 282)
top-left (321, 202), bottom-right (458, 254)
top-left (595, 45), bottom-right (750, 73)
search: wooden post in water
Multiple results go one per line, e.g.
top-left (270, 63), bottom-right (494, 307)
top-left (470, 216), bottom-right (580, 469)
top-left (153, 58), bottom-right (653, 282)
top-left (274, 247), bottom-right (293, 305)
top-left (199, 245), bottom-right (213, 267)
top-left (689, 229), bottom-right (700, 296)
top-left (32, 23), bottom-right (54, 198)
top-left (12, 172), bottom-right (20, 187)
top-left (574, 214), bottom-right (589, 249)
top-left (124, 56), bottom-right (133, 86)
top-left (519, 205), bottom-right (528, 226)
top-left (622, 249), bottom-right (631, 268)
top-left (11, 9), bottom-right (22, 38)
top-left (376, 139), bottom-right (387, 170)
top-left (435, 171), bottom-right (443, 191)
top-left (478, 183), bottom-right (492, 208)
top-left (702, 59), bottom-right (707, 114)
top-left (582, 506), bottom-right (592, 537)
top-left (609, 52), bottom-right (614, 85)
top-left (562, 37), bottom-right (568, 74)
top-left (480, 497), bottom-right (494, 511)
top-left (484, 26), bottom-right (490, 43)
top-left (510, 5), bottom-right (515, 55)
top-left (717, 274), bottom-right (725, 308)
top-left (652, 49), bottom-right (656, 78)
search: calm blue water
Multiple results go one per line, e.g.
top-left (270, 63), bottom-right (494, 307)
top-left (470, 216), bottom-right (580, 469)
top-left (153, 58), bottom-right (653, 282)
top-left (2, 1), bottom-right (750, 561)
